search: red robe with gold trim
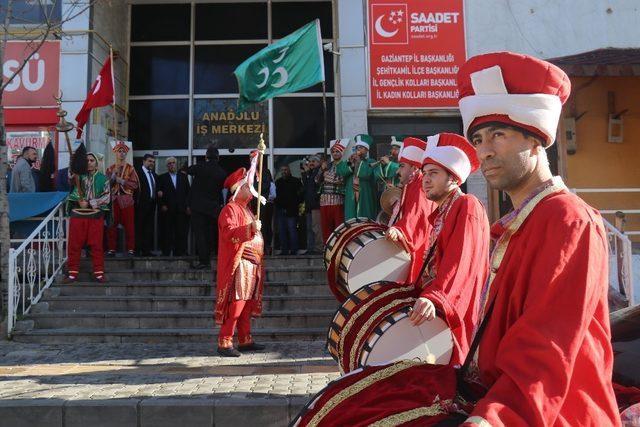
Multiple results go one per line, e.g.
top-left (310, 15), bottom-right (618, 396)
top-left (464, 190), bottom-right (620, 426)
top-left (389, 172), bottom-right (437, 284)
top-left (419, 194), bottom-right (489, 365)
top-left (215, 200), bottom-right (264, 325)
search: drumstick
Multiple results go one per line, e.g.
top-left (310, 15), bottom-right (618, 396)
top-left (408, 306), bottom-right (437, 364)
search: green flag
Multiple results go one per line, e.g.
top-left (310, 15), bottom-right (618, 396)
top-left (234, 19), bottom-right (325, 112)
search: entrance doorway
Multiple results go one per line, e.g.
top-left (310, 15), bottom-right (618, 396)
top-left (216, 154), bottom-right (250, 175)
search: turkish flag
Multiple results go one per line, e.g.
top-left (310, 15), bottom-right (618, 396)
top-left (75, 56), bottom-right (114, 138)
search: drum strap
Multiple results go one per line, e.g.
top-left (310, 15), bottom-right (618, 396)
top-left (456, 297), bottom-right (496, 403)
top-left (413, 241), bottom-right (437, 288)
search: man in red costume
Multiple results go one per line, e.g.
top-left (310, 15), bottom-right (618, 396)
top-left (385, 137), bottom-right (437, 284)
top-left (456, 52), bottom-right (620, 426)
top-left (408, 133), bottom-right (490, 366)
top-left (105, 141), bottom-right (139, 257)
top-left (216, 168), bottom-right (266, 357)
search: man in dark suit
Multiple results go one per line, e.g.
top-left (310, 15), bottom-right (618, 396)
top-left (158, 156), bottom-right (191, 256)
top-left (188, 145), bottom-right (227, 269)
top-left (135, 153), bottom-right (159, 256)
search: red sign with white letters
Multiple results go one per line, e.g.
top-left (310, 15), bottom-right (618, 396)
top-left (2, 40), bottom-right (60, 107)
top-left (368, 0), bottom-right (466, 109)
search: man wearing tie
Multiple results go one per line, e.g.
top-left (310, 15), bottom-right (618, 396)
top-left (158, 157), bottom-right (191, 256)
top-left (135, 154), bottom-right (159, 256)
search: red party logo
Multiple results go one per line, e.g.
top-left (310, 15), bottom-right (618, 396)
top-left (371, 3), bottom-right (409, 45)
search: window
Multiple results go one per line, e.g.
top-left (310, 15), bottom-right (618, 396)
top-left (131, 4), bottom-right (190, 42)
top-left (128, 2), bottom-right (336, 159)
top-left (275, 155), bottom-right (310, 180)
top-left (272, 2), bottom-right (333, 39)
top-left (130, 46), bottom-right (190, 96)
top-left (0, 0), bottom-right (61, 24)
top-left (301, 51), bottom-right (334, 93)
top-left (129, 100), bottom-right (189, 150)
top-left (274, 97), bottom-right (335, 148)
top-left (194, 45), bottom-right (266, 94)
top-left (195, 3), bottom-right (268, 40)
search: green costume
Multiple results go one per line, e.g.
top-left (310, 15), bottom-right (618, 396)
top-left (375, 135), bottom-right (404, 188)
top-left (336, 157), bottom-right (379, 220)
top-left (66, 170), bottom-right (111, 219)
top-left (375, 161), bottom-right (400, 187)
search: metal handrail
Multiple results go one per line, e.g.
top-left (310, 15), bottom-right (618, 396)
top-left (7, 202), bottom-right (68, 337)
top-left (573, 188), bottom-right (640, 193)
top-left (571, 187), bottom-right (640, 237)
top-left (602, 217), bottom-right (635, 306)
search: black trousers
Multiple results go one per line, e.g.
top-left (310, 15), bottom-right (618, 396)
top-left (135, 202), bottom-right (156, 255)
top-left (159, 210), bottom-right (189, 256)
top-left (260, 202), bottom-right (274, 251)
top-left (191, 211), bottom-right (218, 265)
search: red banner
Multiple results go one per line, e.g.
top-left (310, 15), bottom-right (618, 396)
top-left (2, 40), bottom-right (60, 107)
top-left (368, 0), bottom-right (466, 109)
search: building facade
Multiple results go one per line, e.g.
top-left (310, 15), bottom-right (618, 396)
top-left (5, 0), bottom-right (640, 235)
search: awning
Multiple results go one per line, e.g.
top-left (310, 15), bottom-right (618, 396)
top-left (3, 107), bottom-right (58, 126)
top-left (549, 48), bottom-right (640, 77)
top-left (8, 191), bottom-right (68, 222)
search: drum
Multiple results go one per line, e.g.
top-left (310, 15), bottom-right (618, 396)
top-left (324, 218), bottom-right (390, 301)
top-left (336, 229), bottom-right (411, 295)
top-left (375, 210), bottom-right (391, 225)
top-left (327, 281), bottom-right (453, 374)
top-left (291, 360), bottom-right (459, 427)
top-left (380, 186), bottom-right (402, 215)
top-left (323, 217), bottom-right (375, 269)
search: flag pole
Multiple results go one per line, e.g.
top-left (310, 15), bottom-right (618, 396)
top-left (109, 46), bottom-right (120, 175)
top-left (55, 93), bottom-right (83, 200)
top-left (256, 132), bottom-right (267, 219)
top-left (322, 81), bottom-right (328, 158)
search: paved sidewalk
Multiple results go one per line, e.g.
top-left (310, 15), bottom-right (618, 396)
top-left (0, 341), bottom-right (339, 427)
top-left (0, 341), bottom-right (338, 400)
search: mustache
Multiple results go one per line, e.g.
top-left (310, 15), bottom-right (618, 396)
top-left (481, 160), bottom-right (502, 171)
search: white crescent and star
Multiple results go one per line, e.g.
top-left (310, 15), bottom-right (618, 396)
top-left (256, 68), bottom-right (269, 88)
top-left (375, 15), bottom-right (399, 38)
top-left (271, 67), bottom-right (288, 88)
top-left (92, 75), bottom-right (102, 95)
top-left (254, 47), bottom-right (291, 89)
top-left (273, 47), bottom-right (289, 64)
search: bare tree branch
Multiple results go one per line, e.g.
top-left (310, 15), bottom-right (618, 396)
top-left (0, 0), bottom-right (98, 92)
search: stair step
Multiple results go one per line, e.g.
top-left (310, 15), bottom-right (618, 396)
top-left (83, 255), bottom-right (325, 269)
top-left (73, 267), bottom-right (326, 282)
top-left (11, 327), bottom-right (328, 343)
top-left (28, 310), bottom-right (335, 329)
top-left (41, 295), bottom-right (338, 311)
top-left (52, 280), bottom-right (330, 297)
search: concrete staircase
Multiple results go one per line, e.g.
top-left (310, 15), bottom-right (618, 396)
top-left (12, 255), bottom-right (336, 344)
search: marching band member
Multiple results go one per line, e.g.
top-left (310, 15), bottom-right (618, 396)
top-left (336, 134), bottom-right (379, 220)
top-left (105, 141), bottom-right (139, 257)
top-left (216, 168), bottom-right (265, 357)
top-left (65, 153), bottom-right (111, 283)
top-left (385, 137), bottom-right (437, 283)
top-left (375, 135), bottom-right (403, 188)
top-left (409, 133), bottom-right (490, 366)
top-left (317, 139), bottom-right (346, 242)
top-left (458, 52), bottom-right (619, 426)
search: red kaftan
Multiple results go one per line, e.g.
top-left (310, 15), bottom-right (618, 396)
top-left (464, 188), bottom-right (620, 427)
top-left (419, 193), bottom-right (489, 365)
top-left (389, 172), bottom-right (437, 284)
top-left (215, 201), bottom-right (264, 325)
